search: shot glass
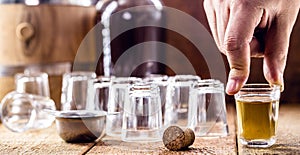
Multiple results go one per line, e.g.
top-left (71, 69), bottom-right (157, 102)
top-left (234, 84), bottom-right (281, 148)
top-left (0, 91), bottom-right (56, 132)
top-left (15, 72), bottom-right (50, 97)
top-left (143, 75), bottom-right (168, 123)
top-left (164, 75), bottom-right (200, 128)
top-left (121, 83), bottom-right (162, 142)
top-left (106, 77), bottom-right (142, 137)
top-left (86, 76), bottom-right (112, 112)
top-left (188, 79), bottom-right (229, 137)
top-left (60, 71), bottom-right (96, 110)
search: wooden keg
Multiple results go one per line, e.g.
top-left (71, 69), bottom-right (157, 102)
top-left (0, 3), bottom-right (97, 109)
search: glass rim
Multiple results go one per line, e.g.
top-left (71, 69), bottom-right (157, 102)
top-left (142, 74), bottom-right (169, 83)
top-left (239, 83), bottom-right (281, 91)
top-left (129, 82), bottom-right (160, 94)
top-left (170, 74), bottom-right (201, 82)
top-left (111, 77), bottom-right (142, 84)
top-left (92, 76), bottom-right (112, 83)
top-left (63, 71), bottom-right (96, 77)
top-left (44, 109), bottom-right (107, 118)
top-left (15, 71), bottom-right (49, 78)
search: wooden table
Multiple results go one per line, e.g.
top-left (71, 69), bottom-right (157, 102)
top-left (0, 103), bottom-right (299, 155)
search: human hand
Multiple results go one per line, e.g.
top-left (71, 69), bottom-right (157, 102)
top-left (203, 0), bottom-right (300, 95)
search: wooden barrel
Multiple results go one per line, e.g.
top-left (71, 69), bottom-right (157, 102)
top-left (0, 4), bottom-right (97, 109)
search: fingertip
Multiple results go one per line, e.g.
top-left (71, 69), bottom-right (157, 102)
top-left (226, 77), bottom-right (247, 95)
top-left (263, 66), bottom-right (285, 92)
top-left (226, 79), bottom-right (238, 95)
top-left (270, 75), bottom-right (284, 92)
top-left (226, 78), bottom-right (244, 95)
top-left (274, 75), bottom-right (284, 92)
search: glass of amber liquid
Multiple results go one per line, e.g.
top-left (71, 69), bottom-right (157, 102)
top-left (234, 84), bottom-right (281, 148)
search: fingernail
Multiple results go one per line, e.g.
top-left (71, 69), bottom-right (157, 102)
top-left (278, 75), bottom-right (284, 92)
top-left (226, 79), bottom-right (238, 95)
top-left (270, 74), bottom-right (284, 92)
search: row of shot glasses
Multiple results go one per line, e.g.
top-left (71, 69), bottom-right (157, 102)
top-left (0, 71), bottom-right (229, 143)
top-left (70, 73), bottom-right (229, 142)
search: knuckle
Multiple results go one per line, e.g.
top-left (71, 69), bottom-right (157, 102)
top-left (203, 0), bottom-right (213, 10)
top-left (231, 0), bottom-right (252, 8)
top-left (231, 67), bottom-right (249, 79)
top-left (230, 61), bottom-right (249, 72)
top-left (223, 37), bottom-right (244, 52)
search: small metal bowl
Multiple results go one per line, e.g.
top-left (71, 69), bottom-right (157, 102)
top-left (47, 110), bottom-right (106, 143)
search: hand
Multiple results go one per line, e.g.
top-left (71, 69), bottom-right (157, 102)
top-left (203, 0), bottom-right (300, 95)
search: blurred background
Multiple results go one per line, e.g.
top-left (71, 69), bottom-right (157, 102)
top-left (0, 0), bottom-right (299, 104)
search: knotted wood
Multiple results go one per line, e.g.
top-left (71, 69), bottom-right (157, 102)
top-left (0, 4), bottom-right (96, 66)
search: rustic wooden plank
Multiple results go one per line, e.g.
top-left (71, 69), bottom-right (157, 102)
top-left (86, 104), bottom-right (237, 155)
top-left (0, 124), bottom-right (95, 154)
top-left (0, 4), bottom-right (96, 66)
top-left (238, 104), bottom-right (300, 154)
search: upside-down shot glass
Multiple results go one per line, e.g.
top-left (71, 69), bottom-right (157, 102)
top-left (15, 72), bottom-right (50, 97)
top-left (164, 75), bottom-right (200, 128)
top-left (87, 76), bottom-right (112, 112)
top-left (60, 71), bottom-right (96, 110)
top-left (121, 82), bottom-right (162, 142)
top-left (188, 79), bottom-right (229, 137)
top-left (234, 84), bottom-right (281, 148)
top-left (106, 77), bottom-right (142, 137)
top-left (143, 75), bottom-right (168, 124)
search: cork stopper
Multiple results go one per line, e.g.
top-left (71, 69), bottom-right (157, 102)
top-left (163, 126), bottom-right (195, 151)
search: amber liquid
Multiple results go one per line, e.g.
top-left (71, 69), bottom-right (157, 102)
top-left (236, 99), bottom-right (278, 140)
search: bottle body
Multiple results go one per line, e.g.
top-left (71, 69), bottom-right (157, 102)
top-left (96, 0), bottom-right (166, 77)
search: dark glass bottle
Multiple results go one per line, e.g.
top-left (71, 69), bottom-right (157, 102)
top-left (95, 0), bottom-right (166, 77)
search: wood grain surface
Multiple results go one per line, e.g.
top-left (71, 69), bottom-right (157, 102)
top-left (0, 105), bottom-right (237, 155)
top-left (87, 105), bottom-right (237, 155)
top-left (0, 125), bottom-right (95, 155)
top-left (0, 104), bottom-right (300, 154)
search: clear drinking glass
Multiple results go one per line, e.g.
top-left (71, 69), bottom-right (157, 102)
top-left (143, 74), bottom-right (168, 124)
top-left (106, 77), bottom-right (142, 137)
top-left (0, 91), bottom-right (56, 132)
top-left (188, 79), bottom-right (229, 137)
top-left (164, 75), bottom-right (200, 128)
top-left (60, 71), bottom-right (96, 110)
top-left (15, 72), bottom-right (50, 97)
top-left (86, 76), bottom-right (113, 111)
top-left (122, 82), bottom-right (162, 142)
top-left (234, 84), bottom-right (281, 148)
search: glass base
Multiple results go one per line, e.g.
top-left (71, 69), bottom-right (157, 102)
top-left (192, 122), bottom-right (229, 137)
top-left (239, 137), bottom-right (276, 148)
top-left (121, 129), bottom-right (162, 142)
top-left (106, 130), bottom-right (121, 137)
